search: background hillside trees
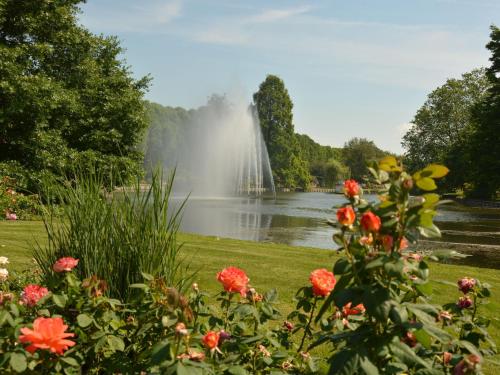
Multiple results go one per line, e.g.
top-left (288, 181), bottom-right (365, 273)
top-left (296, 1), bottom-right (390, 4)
top-left (0, 0), bottom-right (149, 191)
top-left (402, 69), bottom-right (490, 190)
top-left (341, 138), bottom-right (388, 181)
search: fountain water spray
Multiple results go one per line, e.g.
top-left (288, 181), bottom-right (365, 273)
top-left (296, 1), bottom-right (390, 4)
top-left (168, 94), bottom-right (275, 197)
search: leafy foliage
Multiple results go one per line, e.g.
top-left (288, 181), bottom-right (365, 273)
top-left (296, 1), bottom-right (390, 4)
top-left (468, 26), bottom-right (500, 199)
top-left (0, 0), bottom-right (149, 192)
top-left (253, 75), bottom-right (311, 189)
top-left (307, 157), bottom-right (496, 374)
top-left (402, 69), bottom-right (490, 191)
top-left (0, 176), bottom-right (41, 220)
top-left (341, 138), bottom-right (390, 181)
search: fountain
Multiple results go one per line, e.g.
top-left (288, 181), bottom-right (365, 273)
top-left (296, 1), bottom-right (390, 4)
top-left (169, 94), bottom-right (275, 197)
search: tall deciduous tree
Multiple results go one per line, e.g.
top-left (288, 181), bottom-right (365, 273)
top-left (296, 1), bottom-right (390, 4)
top-left (342, 138), bottom-right (388, 181)
top-left (468, 26), bottom-right (500, 199)
top-left (0, 0), bottom-right (149, 190)
top-left (253, 75), bottom-right (310, 188)
top-left (401, 69), bottom-right (489, 189)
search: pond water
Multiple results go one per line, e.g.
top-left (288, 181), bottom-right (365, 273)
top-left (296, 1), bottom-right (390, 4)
top-left (172, 192), bottom-right (500, 268)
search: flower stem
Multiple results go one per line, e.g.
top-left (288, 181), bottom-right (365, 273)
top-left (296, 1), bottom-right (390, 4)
top-left (298, 297), bottom-right (318, 352)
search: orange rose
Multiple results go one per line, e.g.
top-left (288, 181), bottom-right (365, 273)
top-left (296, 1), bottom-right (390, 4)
top-left (343, 179), bottom-right (360, 198)
top-left (399, 237), bottom-right (409, 250)
top-left (360, 211), bottom-right (381, 232)
top-left (382, 235), bottom-right (408, 252)
top-left (309, 268), bottom-right (336, 297)
top-left (342, 302), bottom-right (365, 316)
top-left (216, 267), bottom-right (249, 296)
top-left (381, 235), bottom-right (393, 252)
top-left (19, 317), bottom-right (75, 355)
top-left (202, 331), bottom-right (220, 349)
top-left (336, 206), bottom-right (355, 226)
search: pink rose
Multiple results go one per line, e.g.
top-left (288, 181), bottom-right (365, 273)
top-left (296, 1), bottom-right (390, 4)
top-left (52, 257), bottom-right (79, 273)
top-left (21, 284), bottom-right (49, 307)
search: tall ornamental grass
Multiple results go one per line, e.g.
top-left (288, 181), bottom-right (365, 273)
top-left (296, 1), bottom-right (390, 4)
top-left (33, 169), bottom-right (190, 300)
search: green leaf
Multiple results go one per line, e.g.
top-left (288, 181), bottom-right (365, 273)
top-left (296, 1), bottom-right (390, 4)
top-left (379, 156), bottom-right (401, 172)
top-left (422, 193), bottom-right (440, 207)
top-left (423, 164), bottom-right (449, 178)
top-left (161, 316), bottom-right (177, 327)
top-left (141, 272), bottom-right (154, 281)
top-left (418, 224), bottom-right (441, 238)
top-left (359, 356), bottom-right (379, 375)
top-left (329, 349), bottom-right (360, 375)
top-left (107, 335), bottom-right (125, 352)
top-left (77, 313), bottom-right (93, 328)
top-left (414, 329), bottom-right (432, 349)
top-left (389, 340), bottom-right (430, 369)
top-left (52, 294), bottom-right (68, 308)
top-left (149, 339), bottom-right (171, 365)
top-left (60, 357), bottom-right (79, 367)
top-left (416, 177), bottom-right (437, 191)
top-left (129, 283), bottom-right (148, 289)
top-left (228, 366), bottom-right (249, 375)
top-left (9, 353), bottom-right (27, 373)
top-left (264, 288), bottom-right (278, 302)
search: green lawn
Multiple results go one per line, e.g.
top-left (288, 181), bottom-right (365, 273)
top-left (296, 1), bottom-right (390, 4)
top-left (1, 221), bottom-right (499, 372)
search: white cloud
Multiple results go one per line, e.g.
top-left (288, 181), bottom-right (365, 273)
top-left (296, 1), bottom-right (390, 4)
top-left (247, 5), bottom-right (312, 23)
top-left (155, 0), bottom-right (182, 24)
top-left (80, 0), bottom-right (182, 32)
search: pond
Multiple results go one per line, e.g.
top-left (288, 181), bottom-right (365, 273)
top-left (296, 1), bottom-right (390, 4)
top-left (172, 192), bottom-right (500, 269)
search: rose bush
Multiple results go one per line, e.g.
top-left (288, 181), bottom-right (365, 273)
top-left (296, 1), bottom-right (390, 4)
top-left (0, 158), bottom-right (495, 374)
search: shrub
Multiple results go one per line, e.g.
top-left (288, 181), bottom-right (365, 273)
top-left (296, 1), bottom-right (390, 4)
top-left (0, 176), bottom-right (41, 220)
top-left (33, 169), bottom-right (190, 300)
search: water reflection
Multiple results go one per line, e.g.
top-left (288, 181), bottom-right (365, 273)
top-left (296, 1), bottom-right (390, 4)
top-left (171, 193), bottom-right (500, 268)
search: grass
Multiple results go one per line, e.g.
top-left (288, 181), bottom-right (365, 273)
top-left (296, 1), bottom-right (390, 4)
top-left (1, 221), bottom-right (499, 372)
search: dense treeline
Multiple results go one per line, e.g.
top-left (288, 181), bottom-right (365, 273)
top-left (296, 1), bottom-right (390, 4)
top-left (0, 0), bottom-right (149, 191)
top-left (403, 26), bottom-right (500, 199)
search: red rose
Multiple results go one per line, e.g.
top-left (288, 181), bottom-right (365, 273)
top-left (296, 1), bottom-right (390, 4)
top-left (457, 296), bottom-right (473, 309)
top-left (457, 277), bottom-right (476, 294)
top-left (202, 331), bottom-right (220, 349)
top-left (360, 212), bottom-right (381, 232)
top-left (216, 267), bottom-right (249, 296)
top-left (53, 257), bottom-right (79, 273)
top-left (336, 206), bottom-right (355, 226)
top-left (309, 268), bottom-right (336, 297)
top-left (343, 179), bottom-right (360, 198)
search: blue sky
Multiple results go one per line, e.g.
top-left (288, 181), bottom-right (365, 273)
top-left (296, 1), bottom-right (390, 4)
top-left (78, 0), bottom-right (497, 153)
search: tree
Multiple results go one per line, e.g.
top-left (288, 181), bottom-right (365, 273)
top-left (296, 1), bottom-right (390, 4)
top-left (402, 69), bottom-right (490, 189)
top-left (253, 75), bottom-right (310, 188)
top-left (0, 0), bottom-right (149, 191)
top-left (342, 138), bottom-right (388, 181)
top-left (468, 26), bottom-right (500, 199)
